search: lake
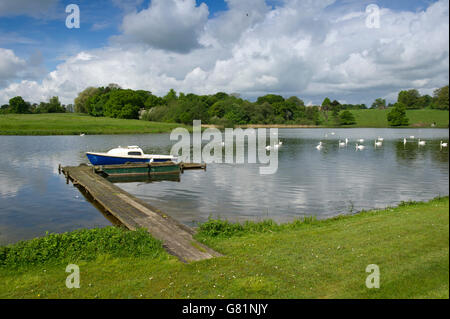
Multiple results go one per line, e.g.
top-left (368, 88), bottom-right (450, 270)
top-left (0, 128), bottom-right (448, 245)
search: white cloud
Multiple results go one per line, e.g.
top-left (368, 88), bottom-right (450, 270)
top-left (202, 0), bottom-right (270, 47)
top-left (118, 0), bottom-right (209, 53)
top-left (0, 0), bottom-right (448, 105)
top-left (0, 48), bottom-right (26, 86)
top-left (0, 48), bottom-right (45, 89)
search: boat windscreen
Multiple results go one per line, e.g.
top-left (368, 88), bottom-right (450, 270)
top-left (128, 151), bottom-right (142, 156)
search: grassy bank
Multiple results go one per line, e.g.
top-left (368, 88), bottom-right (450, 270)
top-left (321, 109), bottom-right (449, 128)
top-left (0, 197), bottom-right (448, 299)
top-left (0, 113), bottom-right (189, 135)
top-left (0, 109), bottom-right (448, 135)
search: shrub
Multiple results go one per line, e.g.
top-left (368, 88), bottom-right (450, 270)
top-left (339, 110), bottom-right (356, 125)
top-left (0, 227), bottom-right (164, 268)
top-left (387, 103), bottom-right (409, 126)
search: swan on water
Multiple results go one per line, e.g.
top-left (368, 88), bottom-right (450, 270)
top-left (316, 142), bottom-right (323, 150)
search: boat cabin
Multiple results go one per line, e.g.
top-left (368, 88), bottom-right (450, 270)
top-left (106, 146), bottom-right (144, 157)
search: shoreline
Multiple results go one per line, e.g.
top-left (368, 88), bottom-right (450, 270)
top-left (0, 111), bottom-right (448, 135)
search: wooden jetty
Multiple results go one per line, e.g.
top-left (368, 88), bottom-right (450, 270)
top-left (60, 164), bottom-right (220, 263)
top-left (180, 162), bottom-right (207, 173)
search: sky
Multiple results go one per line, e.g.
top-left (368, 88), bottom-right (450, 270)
top-left (0, 0), bottom-right (448, 106)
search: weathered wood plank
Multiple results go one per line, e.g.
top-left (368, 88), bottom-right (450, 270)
top-left (61, 164), bottom-right (221, 262)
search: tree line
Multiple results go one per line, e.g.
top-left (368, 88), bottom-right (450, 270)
top-left (72, 83), bottom-right (368, 126)
top-left (1, 83), bottom-right (447, 127)
top-left (372, 85), bottom-right (449, 110)
top-left (384, 85), bottom-right (449, 126)
top-left (0, 96), bottom-right (70, 114)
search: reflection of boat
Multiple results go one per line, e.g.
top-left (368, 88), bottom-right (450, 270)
top-left (106, 173), bottom-right (181, 184)
top-left (95, 162), bottom-right (180, 177)
top-left (86, 146), bottom-right (176, 165)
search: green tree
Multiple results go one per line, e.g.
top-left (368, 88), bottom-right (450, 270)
top-left (9, 96), bottom-right (29, 114)
top-left (305, 106), bottom-right (320, 125)
top-left (47, 96), bottom-right (65, 113)
top-left (339, 110), bottom-right (356, 125)
top-left (256, 94), bottom-right (284, 105)
top-left (102, 89), bottom-right (145, 119)
top-left (398, 89), bottom-right (421, 109)
top-left (372, 98), bottom-right (386, 109)
top-left (321, 97), bottom-right (332, 122)
top-left (164, 89), bottom-right (178, 103)
top-left (75, 87), bottom-right (100, 113)
top-left (432, 85), bottom-right (449, 110)
top-left (417, 94), bottom-right (432, 108)
top-left (387, 103), bottom-right (409, 126)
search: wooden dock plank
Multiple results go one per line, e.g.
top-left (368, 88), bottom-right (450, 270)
top-left (61, 165), bottom-right (221, 262)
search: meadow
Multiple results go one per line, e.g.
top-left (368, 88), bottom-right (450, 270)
top-left (0, 113), bottom-right (190, 135)
top-left (331, 109), bottom-right (449, 128)
top-left (0, 109), bottom-right (447, 135)
top-left (1, 197), bottom-right (448, 299)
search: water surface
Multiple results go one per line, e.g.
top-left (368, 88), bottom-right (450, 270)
top-left (0, 128), bottom-right (448, 245)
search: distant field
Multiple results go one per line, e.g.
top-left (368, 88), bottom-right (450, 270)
top-left (321, 109), bottom-right (449, 128)
top-left (0, 110), bottom-right (448, 135)
top-left (0, 113), bottom-right (190, 135)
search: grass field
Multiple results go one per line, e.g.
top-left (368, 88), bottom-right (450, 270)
top-left (0, 197), bottom-right (448, 299)
top-left (0, 113), bottom-right (189, 135)
top-left (0, 109), bottom-right (448, 135)
top-left (322, 109), bottom-right (449, 128)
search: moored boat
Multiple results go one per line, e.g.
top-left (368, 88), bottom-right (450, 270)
top-left (86, 146), bottom-right (176, 165)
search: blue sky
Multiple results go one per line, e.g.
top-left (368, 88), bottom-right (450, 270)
top-left (0, 0), bottom-right (448, 105)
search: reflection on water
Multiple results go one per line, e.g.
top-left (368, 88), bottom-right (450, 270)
top-left (106, 174), bottom-right (180, 184)
top-left (0, 128), bottom-right (448, 244)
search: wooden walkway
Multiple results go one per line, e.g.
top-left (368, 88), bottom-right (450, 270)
top-left (61, 164), bottom-right (221, 263)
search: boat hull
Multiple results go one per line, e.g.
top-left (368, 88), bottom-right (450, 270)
top-left (86, 153), bottom-right (150, 165)
top-left (86, 153), bottom-right (174, 165)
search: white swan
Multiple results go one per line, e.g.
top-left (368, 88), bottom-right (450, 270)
top-left (403, 138), bottom-right (407, 145)
top-left (338, 140), bottom-right (346, 147)
top-left (358, 138), bottom-right (364, 143)
top-left (316, 142), bottom-right (323, 150)
top-left (356, 143), bottom-right (365, 151)
top-left (265, 145), bottom-right (272, 150)
top-left (330, 132), bottom-right (335, 135)
top-left (345, 138), bottom-right (348, 145)
top-left (80, 133), bottom-right (85, 137)
top-left (418, 138), bottom-right (426, 146)
top-left (278, 140), bottom-right (283, 146)
top-left (374, 140), bottom-right (382, 147)
top-left (410, 135), bottom-right (415, 139)
top-left (377, 137), bottom-right (384, 142)
top-left (440, 141), bottom-right (448, 148)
